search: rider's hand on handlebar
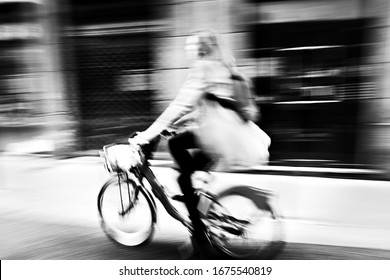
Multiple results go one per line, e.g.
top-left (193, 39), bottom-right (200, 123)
top-left (128, 133), bottom-right (150, 146)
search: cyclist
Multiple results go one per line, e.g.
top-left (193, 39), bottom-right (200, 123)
top-left (129, 30), bottom-right (265, 257)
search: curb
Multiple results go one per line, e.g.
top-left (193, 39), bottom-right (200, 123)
top-left (1, 151), bottom-right (388, 181)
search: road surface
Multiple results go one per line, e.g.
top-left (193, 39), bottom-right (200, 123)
top-left (1, 154), bottom-right (390, 260)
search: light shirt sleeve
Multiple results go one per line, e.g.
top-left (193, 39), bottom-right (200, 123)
top-left (139, 63), bottom-right (205, 140)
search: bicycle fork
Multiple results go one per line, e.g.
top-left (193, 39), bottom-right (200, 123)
top-left (116, 173), bottom-right (137, 216)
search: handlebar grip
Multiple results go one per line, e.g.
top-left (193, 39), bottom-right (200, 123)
top-left (161, 129), bottom-right (177, 138)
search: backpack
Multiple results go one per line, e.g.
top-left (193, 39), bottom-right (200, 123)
top-left (230, 70), bottom-right (259, 122)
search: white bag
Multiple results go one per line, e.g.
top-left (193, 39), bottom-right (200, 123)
top-left (195, 100), bottom-right (270, 171)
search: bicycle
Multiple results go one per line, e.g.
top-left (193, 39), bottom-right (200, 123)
top-left (97, 130), bottom-right (284, 259)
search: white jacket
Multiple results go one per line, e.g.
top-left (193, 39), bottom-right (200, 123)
top-left (142, 60), bottom-right (270, 171)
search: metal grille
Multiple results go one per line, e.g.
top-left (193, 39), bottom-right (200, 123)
top-left (73, 34), bottom-right (156, 150)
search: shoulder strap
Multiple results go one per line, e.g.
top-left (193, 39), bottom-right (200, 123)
top-left (203, 92), bottom-right (249, 122)
top-left (225, 64), bottom-right (260, 122)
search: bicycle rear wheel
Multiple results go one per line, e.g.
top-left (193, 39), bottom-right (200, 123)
top-left (98, 175), bottom-right (156, 247)
top-left (205, 188), bottom-right (283, 259)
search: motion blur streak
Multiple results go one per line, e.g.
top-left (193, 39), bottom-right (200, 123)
top-left (0, 0), bottom-right (390, 259)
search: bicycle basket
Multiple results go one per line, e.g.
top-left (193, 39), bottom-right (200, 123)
top-left (101, 144), bottom-right (143, 173)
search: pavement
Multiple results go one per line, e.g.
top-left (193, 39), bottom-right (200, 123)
top-left (1, 153), bottom-right (390, 252)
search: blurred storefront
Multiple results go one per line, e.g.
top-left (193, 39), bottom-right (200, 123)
top-left (0, 0), bottom-right (74, 155)
top-left (250, 19), bottom-right (368, 166)
top-left (0, 1), bottom-right (43, 120)
top-left (2, 0), bottom-right (389, 174)
top-left (245, 0), bottom-right (390, 173)
top-left (0, 1), bottom-right (46, 151)
top-left (59, 0), bottom-right (390, 172)
top-left (63, 0), bottom-right (164, 150)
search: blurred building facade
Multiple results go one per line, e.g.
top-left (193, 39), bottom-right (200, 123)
top-left (0, 0), bottom-right (389, 174)
top-left (0, 0), bottom-right (76, 154)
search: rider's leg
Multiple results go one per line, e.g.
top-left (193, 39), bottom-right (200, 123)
top-left (168, 130), bottom-right (198, 174)
top-left (168, 131), bottom-right (213, 173)
top-left (177, 174), bottom-right (206, 234)
top-left (168, 131), bottom-right (213, 249)
top-left (193, 150), bottom-right (214, 172)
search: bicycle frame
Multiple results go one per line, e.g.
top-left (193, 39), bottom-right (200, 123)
top-left (136, 163), bottom-right (265, 236)
top-left (101, 137), bottom-right (275, 238)
top-left (136, 163), bottom-right (194, 231)
top-left (100, 139), bottom-right (209, 233)
top-left (99, 137), bottom-right (284, 258)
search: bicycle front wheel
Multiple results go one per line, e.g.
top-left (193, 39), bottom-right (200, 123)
top-left (98, 175), bottom-right (156, 247)
top-left (205, 188), bottom-right (283, 259)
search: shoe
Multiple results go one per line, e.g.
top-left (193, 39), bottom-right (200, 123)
top-left (178, 232), bottom-right (218, 260)
top-left (190, 233), bottom-right (219, 259)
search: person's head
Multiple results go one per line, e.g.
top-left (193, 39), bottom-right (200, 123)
top-left (185, 30), bottom-right (220, 61)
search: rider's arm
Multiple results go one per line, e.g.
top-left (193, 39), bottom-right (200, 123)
top-left (135, 63), bottom-right (206, 141)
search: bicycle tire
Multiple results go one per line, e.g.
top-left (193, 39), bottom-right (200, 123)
top-left (97, 175), bottom-right (157, 247)
top-left (204, 186), bottom-right (284, 259)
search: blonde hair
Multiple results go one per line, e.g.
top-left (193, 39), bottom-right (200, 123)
top-left (190, 30), bottom-right (236, 67)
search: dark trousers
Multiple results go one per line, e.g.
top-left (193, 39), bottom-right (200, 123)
top-left (168, 130), bottom-right (213, 237)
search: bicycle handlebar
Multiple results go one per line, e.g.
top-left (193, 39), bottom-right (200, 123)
top-left (100, 129), bottom-right (178, 173)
